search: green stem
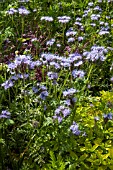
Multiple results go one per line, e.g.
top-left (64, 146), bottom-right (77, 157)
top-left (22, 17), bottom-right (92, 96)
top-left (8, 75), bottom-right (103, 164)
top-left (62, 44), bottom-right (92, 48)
top-left (21, 17), bottom-right (24, 37)
top-left (81, 64), bottom-right (94, 93)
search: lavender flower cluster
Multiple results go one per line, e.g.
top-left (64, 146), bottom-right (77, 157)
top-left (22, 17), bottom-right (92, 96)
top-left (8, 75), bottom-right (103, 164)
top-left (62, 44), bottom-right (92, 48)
top-left (7, 6), bottom-right (30, 15)
top-left (83, 46), bottom-right (108, 62)
top-left (53, 105), bottom-right (71, 123)
top-left (70, 121), bottom-right (81, 135)
top-left (32, 84), bottom-right (48, 100)
top-left (0, 110), bottom-right (11, 119)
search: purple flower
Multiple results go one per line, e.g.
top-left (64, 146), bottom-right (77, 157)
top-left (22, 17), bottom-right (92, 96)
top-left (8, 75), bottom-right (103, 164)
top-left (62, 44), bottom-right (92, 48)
top-left (7, 8), bottom-right (17, 15)
top-left (64, 99), bottom-right (71, 106)
top-left (83, 46), bottom-right (107, 62)
top-left (110, 77), bottom-right (113, 82)
top-left (103, 113), bottom-right (113, 120)
top-left (78, 36), bottom-right (84, 41)
top-left (18, 6), bottom-right (30, 15)
top-left (47, 72), bottom-right (58, 80)
top-left (72, 97), bottom-right (77, 103)
top-left (107, 113), bottom-right (112, 120)
top-left (61, 61), bottom-right (70, 68)
top-left (76, 17), bottom-right (82, 21)
top-left (17, 73), bottom-right (29, 79)
top-left (39, 85), bottom-right (47, 91)
top-left (50, 62), bottom-right (60, 69)
top-left (68, 37), bottom-right (75, 43)
top-left (55, 108), bottom-right (61, 115)
top-left (11, 75), bottom-right (18, 80)
top-left (8, 63), bottom-right (16, 70)
top-left (57, 16), bottom-right (71, 23)
top-left (74, 60), bottom-right (83, 67)
top-left (94, 116), bottom-right (100, 121)
top-left (41, 53), bottom-right (56, 62)
top-left (70, 121), bottom-right (81, 135)
top-left (53, 115), bottom-right (63, 123)
top-left (93, 6), bottom-right (102, 11)
top-left (69, 53), bottom-right (82, 62)
top-left (66, 29), bottom-right (77, 37)
top-left (62, 108), bottom-right (70, 117)
top-left (72, 70), bottom-right (85, 78)
top-left (31, 38), bottom-right (37, 42)
top-left (57, 116), bottom-right (63, 123)
top-left (99, 21), bottom-right (104, 25)
top-left (15, 55), bottom-right (31, 66)
top-left (46, 39), bottom-right (55, 46)
top-left (63, 88), bottom-right (77, 97)
top-left (74, 21), bottom-right (82, 26)
top-left (91, 14), bottom-right (100, 20)
top-left (88, 2), bottom-right (94, 6)
top-left (98, 31), bottom-right (109, 35)
top-left (29, 61), bottom-right (41, 69)
top-left (53, 105), bottom-right (70, 123)
top-left (41, 16), bottom-right (53, 22)
top-left (40, 91), bottom-right (48, 100)
top-left (0, 110), bottom-right (11, 119)
top-left (1, 79), bottom-right (14, 90)
top-left (32, 86), bottom-right (38, 93)
top-left (56, 43), bottom-right (61, 47)
top-left (90, 23), bottom-right (96, 27)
